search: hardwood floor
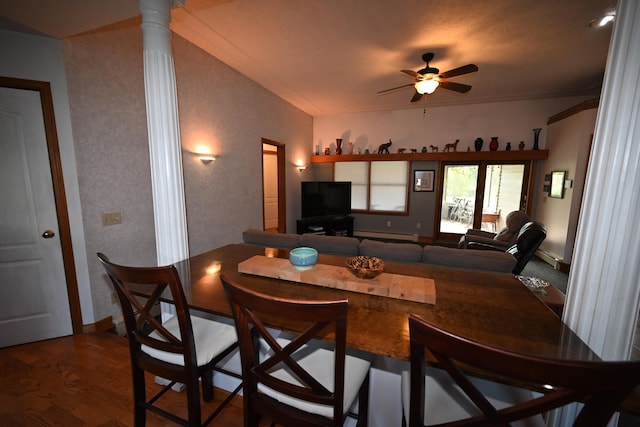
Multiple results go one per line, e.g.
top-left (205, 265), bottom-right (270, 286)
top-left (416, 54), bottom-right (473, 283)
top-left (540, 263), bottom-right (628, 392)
top-left (0, 332), bottom-right (253, 426)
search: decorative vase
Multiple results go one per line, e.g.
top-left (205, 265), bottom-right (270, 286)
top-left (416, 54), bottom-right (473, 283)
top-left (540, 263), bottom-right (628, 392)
top-left (336, 138), bottom-right (342, 155)
top-left (506, 142), bottom-right (512, 151)
top-left (519, 141), bottom-right (525, 151)
top-left (474, 137), bottom-right (483, 151)
top-left (346, 141), bottom-right (354, 154)
top-left (489, 137), bottom-right (499, 151)
top-left (324, 147), bottom-right (330, 155)
top-left (532, 128), bottom-right (541, 150)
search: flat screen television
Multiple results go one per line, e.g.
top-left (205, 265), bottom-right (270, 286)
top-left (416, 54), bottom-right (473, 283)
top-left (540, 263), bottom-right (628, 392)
top-left (301, 181), bottom-right (352, 218)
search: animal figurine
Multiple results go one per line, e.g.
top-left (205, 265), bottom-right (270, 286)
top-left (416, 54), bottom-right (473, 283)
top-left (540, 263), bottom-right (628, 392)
top-left (429, 145), bottom-right (439, 152)
top-left (378, 139), bottom-right (392, 154)
top-left (410, 148), bottom-right (418, 153)
top-left (443, 139), bottom-right (460, 152)
top-left (397, 148), bottom-right (406, 154)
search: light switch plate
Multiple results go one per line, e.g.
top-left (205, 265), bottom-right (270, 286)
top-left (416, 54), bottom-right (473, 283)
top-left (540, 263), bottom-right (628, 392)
top-left (102, 212), bottom-right (122, 226)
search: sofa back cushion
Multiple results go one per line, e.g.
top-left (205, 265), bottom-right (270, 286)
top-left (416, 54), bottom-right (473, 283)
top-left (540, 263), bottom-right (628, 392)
top-left (298, 234), bottom-right (360, 256)
top-left (422, 246), bottom-right (516, 273)
top-left (242, 228), bottom-right (300, 249)
top-left (359, 239), bottom-right (423, 263)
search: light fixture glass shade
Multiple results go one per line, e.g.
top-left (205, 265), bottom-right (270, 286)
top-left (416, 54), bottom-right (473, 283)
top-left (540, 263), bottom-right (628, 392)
top-left (415, 79), bottom-right (439, 95)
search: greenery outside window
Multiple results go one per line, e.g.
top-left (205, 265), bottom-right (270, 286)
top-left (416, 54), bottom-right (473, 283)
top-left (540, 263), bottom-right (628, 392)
top-left (335, 161), bottom-right (409, 214)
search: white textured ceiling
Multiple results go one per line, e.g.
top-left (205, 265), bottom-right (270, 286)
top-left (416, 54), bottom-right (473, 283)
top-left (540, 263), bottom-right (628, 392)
top-left (1, 0), bottom-right (616, 116)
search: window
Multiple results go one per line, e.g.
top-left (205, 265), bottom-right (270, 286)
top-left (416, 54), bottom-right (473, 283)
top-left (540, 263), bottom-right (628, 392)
top-left (335, 161), bottom-right (409, 213)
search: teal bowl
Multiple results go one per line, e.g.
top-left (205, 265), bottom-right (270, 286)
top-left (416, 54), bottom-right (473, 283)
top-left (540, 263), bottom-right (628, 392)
top-left (289, 247), bottom-right (318, 271)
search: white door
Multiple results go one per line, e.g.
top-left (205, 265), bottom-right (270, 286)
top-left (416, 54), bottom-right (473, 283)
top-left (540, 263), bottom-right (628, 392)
top-left (0, 86), bottom-right (73, 347)
top-left (263, 149), bottom-right (278, 230)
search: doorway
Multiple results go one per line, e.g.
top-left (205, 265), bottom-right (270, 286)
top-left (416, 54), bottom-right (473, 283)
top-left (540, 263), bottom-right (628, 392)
top-left (261, 138), bottom-right (286, 233)
top-left (437, 161), bottom-right (531, 241)
top-left (0, 77), bottom-right (82, 347)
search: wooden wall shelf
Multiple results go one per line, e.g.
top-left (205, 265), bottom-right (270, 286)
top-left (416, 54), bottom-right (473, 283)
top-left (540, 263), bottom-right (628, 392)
top-left (311, 150), bottom-right (548, 163)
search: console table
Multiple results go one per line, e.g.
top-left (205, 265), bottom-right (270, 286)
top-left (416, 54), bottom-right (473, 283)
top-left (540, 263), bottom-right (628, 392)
top-left (296, 215), bottom-right (354, 236)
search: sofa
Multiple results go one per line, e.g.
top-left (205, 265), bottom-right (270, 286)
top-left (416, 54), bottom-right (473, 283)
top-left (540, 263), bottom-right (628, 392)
top-left (242, 228), bottom-right (517, 274)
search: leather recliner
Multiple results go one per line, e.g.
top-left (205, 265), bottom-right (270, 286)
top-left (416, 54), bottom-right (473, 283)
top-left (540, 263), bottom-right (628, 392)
top-left (465, 221), bottom-right (547, 274)
top-left (458, 210), bottom-right (530, 250)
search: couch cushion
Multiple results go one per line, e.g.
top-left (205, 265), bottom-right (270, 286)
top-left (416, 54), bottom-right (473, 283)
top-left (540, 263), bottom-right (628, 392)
top-left (422, 246), bottom-right (516, 273)
top-left (242, 228), bottom-right (300, 249)
top-left (359, 239), bottom-right (423, 263)
top-left (298, 234), bottom-right (360, 256)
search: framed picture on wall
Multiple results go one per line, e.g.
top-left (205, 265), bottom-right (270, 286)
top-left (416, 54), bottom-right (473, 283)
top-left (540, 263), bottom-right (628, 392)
top-left (414, 170), bottom-right (435, 192)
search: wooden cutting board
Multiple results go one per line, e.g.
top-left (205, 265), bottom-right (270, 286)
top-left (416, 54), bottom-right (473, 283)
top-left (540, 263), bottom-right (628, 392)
top-left (237, 255), bottom-right (436, 305)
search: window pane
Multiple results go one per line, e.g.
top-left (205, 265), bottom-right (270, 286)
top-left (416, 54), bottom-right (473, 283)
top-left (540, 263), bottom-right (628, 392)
top-left (370, 161), bottom-right (408, 212)
top-left (335, 162), bottom-right (368, 210)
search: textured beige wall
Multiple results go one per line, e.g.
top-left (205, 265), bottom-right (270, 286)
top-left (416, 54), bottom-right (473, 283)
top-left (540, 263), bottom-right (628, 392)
top-left (63, 20), bottom-right (312, 322)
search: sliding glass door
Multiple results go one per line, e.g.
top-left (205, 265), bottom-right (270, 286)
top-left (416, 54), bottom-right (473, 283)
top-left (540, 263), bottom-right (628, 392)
top-left (438, 161), bottom-right (529, 238)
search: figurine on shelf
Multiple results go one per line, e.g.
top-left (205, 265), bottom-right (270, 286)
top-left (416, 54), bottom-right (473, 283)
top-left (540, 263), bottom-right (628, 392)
top-left (324, 147), bottom-right (331, 155)
top-left (421, 146), bottom-right (427, 153)
top-left (443, 139), bottom-right (460, 152)
top-left (410, 148), bottom-right (418, 153)
top-left (519, 141), bottom-right (526, 150)
top-left (397, 148), bottom-right (406, 153)
top-left (430, 145), bottom-right (439, 152)
top-left (378, 139), bottom-right (392, 154)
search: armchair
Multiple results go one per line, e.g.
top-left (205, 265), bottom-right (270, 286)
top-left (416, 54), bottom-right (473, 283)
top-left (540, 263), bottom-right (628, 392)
top-left (457, 210), bottom-right (529, 249)
top-left (466, 221), bottom-right (547, 274)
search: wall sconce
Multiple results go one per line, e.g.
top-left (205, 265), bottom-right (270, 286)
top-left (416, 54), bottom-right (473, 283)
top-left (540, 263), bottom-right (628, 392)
top-left (198, 155), bottom-right (216, 164)
top-left (297, 165), bottom-right (307, 172)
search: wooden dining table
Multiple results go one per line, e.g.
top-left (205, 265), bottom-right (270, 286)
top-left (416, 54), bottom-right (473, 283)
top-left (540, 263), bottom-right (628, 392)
top-left (161, 243), bottom-right (598, 364)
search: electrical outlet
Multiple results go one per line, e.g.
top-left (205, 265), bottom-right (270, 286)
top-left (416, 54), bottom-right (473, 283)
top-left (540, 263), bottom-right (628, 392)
top-left (102, 212), bottom-right (122, 226)
top-left (386, 221), bottom-right (391, 227)
top-left (416, 222), bottom-right (421, 229)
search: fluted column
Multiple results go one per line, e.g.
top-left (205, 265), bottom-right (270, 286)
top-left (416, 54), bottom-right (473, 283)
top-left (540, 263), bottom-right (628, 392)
top-left (138, 0), bottom-right (189, 266)
top-left (552, 0), bottom-right (640, 425)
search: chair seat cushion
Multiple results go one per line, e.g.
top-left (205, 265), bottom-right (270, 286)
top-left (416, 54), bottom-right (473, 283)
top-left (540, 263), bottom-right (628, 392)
top-left (142, 316), bottom-right (237, 367)
top-left (259, 336), bottom-right (371, 419)
top-left (401, 368), bottom-right (545, 426)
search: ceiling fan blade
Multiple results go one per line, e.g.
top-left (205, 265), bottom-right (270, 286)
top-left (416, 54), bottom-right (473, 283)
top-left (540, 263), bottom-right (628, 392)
top-left (401, 69), bottom-right (421, 79)
top-left (439, 80), bottom-right (473, 93)
top-left (438, 64), bottom-right (478, 79)
top-left (410, 91), bottom-right (423, 102)
top-left (377, 83), bottom-right (414, 94)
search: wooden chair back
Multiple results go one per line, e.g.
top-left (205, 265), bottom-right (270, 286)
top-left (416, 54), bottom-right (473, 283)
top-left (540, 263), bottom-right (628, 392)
top-left (407, 314), bottom-right (640, 427)
top-left (220, 273), bottom-right (352, 426)
top-left (98, 253), bottom-right (197, 373)
top-left (98, 253), bottom-right (242, 426)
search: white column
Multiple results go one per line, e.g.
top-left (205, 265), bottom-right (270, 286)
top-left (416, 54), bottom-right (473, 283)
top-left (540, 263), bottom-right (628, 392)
top-left (552, 0), bottom-right (640, 425)
top-left (139, 0), bottom-right (189, 267)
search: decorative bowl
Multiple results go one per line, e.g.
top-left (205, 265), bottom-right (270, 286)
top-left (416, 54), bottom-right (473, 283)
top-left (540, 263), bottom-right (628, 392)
top-left (289, 247), bottom-right (318, 271)
top-left (346, 256), bottom-right (385, 279)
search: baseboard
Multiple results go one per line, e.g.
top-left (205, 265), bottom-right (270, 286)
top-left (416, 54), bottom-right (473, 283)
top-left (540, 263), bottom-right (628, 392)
top-left (354, 230), bottom-right (419, 242)
top-left (82, 316), bottom-right (114, 334)
top-left (535, 249), bottom-right (562, 270)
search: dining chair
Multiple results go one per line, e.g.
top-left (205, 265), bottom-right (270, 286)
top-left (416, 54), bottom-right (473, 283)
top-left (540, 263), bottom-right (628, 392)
top-left (404, 313), bottom-right (640, 427)
top-left (97, 253), bottom-right (242, 427)
top-left (220, 273), bottom-right (371, 427)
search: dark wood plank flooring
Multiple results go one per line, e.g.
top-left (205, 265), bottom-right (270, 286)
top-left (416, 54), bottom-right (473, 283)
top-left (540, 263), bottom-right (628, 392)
top-left (0, 332), bottom-right (259, 426)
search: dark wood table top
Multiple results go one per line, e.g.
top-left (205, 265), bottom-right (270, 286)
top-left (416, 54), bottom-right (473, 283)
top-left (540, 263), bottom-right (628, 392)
top-left (165, 243), bottom-right (598, 364)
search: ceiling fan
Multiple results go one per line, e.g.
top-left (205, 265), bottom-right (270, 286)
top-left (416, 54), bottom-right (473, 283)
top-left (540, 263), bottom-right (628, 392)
top-left (378, 53), bottom-right (478, 102)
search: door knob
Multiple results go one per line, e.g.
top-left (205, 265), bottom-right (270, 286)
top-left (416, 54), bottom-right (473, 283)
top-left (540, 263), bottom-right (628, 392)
top-left (42, 230), bottom-right (55, 239)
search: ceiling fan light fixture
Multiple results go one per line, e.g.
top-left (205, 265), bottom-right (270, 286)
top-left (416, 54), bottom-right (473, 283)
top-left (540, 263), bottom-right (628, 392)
top-left (415, 79), bottom-right (439, 95)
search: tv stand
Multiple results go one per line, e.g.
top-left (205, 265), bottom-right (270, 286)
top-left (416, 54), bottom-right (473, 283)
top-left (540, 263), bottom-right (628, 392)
top-left (296, 215), bottom-right (354, 237)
